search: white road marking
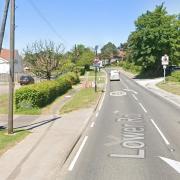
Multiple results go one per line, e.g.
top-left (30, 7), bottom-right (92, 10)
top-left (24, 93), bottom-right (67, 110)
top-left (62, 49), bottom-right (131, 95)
top-left (132, 94), bottom-right (138, 101)
top-left (159, 157), bottom-right (180, 173)
top-left (68, 136), bottom-right (88, 171)
top-left (150, 119), bottom-right (170, 145)
top-left (98, 92), bottom-right (105, 111)
top-left (96, 112), bottom-right (99, 117)
top-left (123, 89), bottom-right (138, 94)
top-left (139, 103), bottom-right (147, 113)
top-left (110, 149), bottom-right (144, 159)
top-left (90, 122), bottom-right (95, 128)
top-left (110, 91), bottom-right (126, 96)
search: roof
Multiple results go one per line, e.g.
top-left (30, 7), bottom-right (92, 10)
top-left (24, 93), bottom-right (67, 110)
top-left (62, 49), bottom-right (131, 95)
top-left (0, 49), bottom-right (18, 61)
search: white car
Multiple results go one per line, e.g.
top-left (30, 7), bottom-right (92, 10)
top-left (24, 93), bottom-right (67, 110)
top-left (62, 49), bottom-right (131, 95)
top-left (110, 70), bottom-right (120, 81)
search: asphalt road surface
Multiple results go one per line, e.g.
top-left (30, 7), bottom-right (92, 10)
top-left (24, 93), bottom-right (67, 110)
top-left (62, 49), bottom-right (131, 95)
top-left (59, 69), bottom-right (180, 180)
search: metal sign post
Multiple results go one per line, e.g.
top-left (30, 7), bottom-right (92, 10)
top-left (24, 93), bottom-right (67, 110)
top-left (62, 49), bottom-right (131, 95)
top-left (163, 65), bottom-right (166, 83)
top-left (161, 54), bottom-right (169, 84)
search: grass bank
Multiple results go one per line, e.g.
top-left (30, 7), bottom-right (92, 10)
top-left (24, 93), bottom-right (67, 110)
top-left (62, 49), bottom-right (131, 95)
top-left (60, 88), bottom-right (101, 114)
top-left (0, 129), bottom-right (30, 156)
top-left (157, 71), bottom-right (180, 95)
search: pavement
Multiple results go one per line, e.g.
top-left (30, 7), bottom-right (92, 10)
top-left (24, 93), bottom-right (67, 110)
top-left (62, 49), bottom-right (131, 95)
top-left (0, 73), bottom-right (106, 180)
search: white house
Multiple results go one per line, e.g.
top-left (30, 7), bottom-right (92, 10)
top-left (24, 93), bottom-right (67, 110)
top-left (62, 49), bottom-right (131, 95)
top-left (0, 49), bottom-right (23, 74)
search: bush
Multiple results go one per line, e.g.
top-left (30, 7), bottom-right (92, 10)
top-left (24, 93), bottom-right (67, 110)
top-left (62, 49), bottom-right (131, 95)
top-left (118, 61), bottom-right (142, 74)
top-left (167, 71), bottom-right (180, 82)
top-left (15, 72), bottom-right (79, 110)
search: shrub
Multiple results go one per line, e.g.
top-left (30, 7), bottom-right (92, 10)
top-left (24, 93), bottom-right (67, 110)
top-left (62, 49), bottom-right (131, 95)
top-left (167, 71), bottom-right (180, 82)
top-left (15, 72), bottom-right (79, 110)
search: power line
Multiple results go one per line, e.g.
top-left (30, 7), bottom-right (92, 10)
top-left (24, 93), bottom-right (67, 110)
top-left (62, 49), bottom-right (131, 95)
top-left (27, 0), bottom-right (69, 47)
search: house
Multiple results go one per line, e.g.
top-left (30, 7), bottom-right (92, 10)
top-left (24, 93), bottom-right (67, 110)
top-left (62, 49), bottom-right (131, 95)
top-left (0, 48), bottom-right (23, 74)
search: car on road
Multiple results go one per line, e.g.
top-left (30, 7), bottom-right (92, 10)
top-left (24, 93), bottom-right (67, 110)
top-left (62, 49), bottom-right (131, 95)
top-left (19, 75), bottom-right (35, 85)
top-left (110, 70), bottom-right (120, 81)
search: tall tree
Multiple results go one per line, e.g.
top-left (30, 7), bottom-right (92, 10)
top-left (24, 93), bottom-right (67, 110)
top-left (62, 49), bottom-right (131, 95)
top-left (101, 42), bottom-right (118, 60)
top-left (126, 4), bottom-right (180, 74)
top-left (24, 40), bottom-right (64, 80)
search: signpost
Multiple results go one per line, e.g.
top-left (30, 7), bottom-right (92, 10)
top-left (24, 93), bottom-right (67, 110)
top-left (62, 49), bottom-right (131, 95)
top-left (94, 58), bottom-right (99, 92)
top-left (161, 54), bottom-right (169, 83)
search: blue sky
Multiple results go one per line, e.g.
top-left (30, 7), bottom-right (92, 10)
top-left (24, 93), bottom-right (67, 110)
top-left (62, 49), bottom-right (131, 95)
top-left (0, 0), bottom-right (179, 53)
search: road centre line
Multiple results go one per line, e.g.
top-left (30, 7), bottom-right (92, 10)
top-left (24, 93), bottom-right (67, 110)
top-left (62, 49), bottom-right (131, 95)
top-left (132, 94), bottom-right (138, 101)
top-left (150, 119), bottom-right (170, 145)
top-left (90, 122), bottom-right (95, 128)
top-left (68, 136), bottom-right (88, 171)
top-left (139, 103), bottom-right (148, 113)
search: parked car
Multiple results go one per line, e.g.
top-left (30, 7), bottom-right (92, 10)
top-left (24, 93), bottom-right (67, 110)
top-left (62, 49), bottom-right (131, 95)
top-left (110, 70), bottom-right (120, 81)
top-left (19, 75), bottom-right (35, 85)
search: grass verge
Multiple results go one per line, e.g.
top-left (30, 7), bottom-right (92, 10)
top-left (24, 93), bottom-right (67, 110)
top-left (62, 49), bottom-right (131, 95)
top-left (157, 81), bottom-right (180, 96)
top-left (60, 88), bottom-right (101, 114)
top-left (0, 94), bottom-right (41, 115)
top-left (0, 95), bottom-right (8, 114)
top-left (0, 129), bottom-right (30, 156)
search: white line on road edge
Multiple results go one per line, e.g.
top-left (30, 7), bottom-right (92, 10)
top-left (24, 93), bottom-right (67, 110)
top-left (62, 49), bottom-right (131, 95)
top-left (139, 103), bottom-right (147, 113)
top-left (68, 136), bottom-right (88, 171)
top-left (150, 119), bottom-right (170, 145)
top-left (90, 122), bottom-right (95, 128)
top-left (98, 92), bottom-right (105, 111)
top-left (132, 94), bottom-right (138, 101)
top-left (95, 112), bottom-right (99, 117)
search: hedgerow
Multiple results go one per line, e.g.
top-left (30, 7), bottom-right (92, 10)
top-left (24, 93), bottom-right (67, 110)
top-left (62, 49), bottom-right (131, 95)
top-left (15, 72), bottom-right (79, 110)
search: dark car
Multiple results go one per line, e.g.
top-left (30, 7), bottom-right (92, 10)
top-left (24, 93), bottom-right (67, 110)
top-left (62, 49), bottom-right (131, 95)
top-left (19, 75), bottom-right (35, 85)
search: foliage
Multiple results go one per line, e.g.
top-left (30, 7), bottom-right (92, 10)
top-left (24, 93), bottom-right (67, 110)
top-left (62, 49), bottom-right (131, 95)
top-left (166, 71), bottom-right (180, 82)
top-left (119, 61), bottom-right (142, 74)
top-left (101, 42), bottom-right (118, 60)
top-left (15, 72), bottom-right (79, 110)
top-left (65, 44), bottom-right (95, 70)
top-left (126, 4), bottom-right (180, 74)
top-left (24, 40), bottom-right (64, 80)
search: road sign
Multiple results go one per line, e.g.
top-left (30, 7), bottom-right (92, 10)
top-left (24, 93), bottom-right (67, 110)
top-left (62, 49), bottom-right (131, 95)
top-left (161, 54), bottom-right (169, 65)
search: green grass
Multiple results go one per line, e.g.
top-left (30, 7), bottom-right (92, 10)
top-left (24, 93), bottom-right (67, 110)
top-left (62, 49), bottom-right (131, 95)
top-left (88, 70), bottom-right (105, 76)
top-left (15, 108), bottom-right (41, 115)
top-left (60, 88), bottom-right (100, 114)
top-left (0, 95), bottom-right (8, 114)
top-left (157, 81), bottom-right (180, 96)
top-left (0, 94), bottom-right (41, 115)
top-left (0, 129), bottom-right (30, 155)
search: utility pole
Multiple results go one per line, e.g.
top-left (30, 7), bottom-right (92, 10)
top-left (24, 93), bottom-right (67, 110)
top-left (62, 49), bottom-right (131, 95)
top-left (0, 0), bottom-right (10, 53)
top-left (94, 45), bottom-right (98, 92)
top-left (8, 0), bottom-right (15, 134)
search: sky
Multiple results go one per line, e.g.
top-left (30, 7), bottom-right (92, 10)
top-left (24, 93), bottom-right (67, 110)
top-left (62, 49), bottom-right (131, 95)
top-left (0, 0), bottom-right (179, 53)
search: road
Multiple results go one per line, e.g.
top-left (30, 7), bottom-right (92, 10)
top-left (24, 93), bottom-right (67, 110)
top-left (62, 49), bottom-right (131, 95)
top-left (59, 69), bottom-right (180, 180)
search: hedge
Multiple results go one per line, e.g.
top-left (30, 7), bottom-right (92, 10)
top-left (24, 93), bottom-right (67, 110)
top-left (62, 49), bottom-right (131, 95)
top-left (15, 72), bottom-right (79, 110)
top-left (167, 71), bottom-right (180, 82)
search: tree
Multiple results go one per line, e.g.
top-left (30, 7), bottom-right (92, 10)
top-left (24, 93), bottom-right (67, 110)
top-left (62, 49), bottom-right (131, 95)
top-left (101, 42), bottom-right (118, 60)
top-left (126, 4), bottom-right (180, 74)
top-left (77, 48), bottom-right (95, 69)
top-left (67, 44), bottom-right (95, 70)
top-left (24, 40), bottom-right (64, 80)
